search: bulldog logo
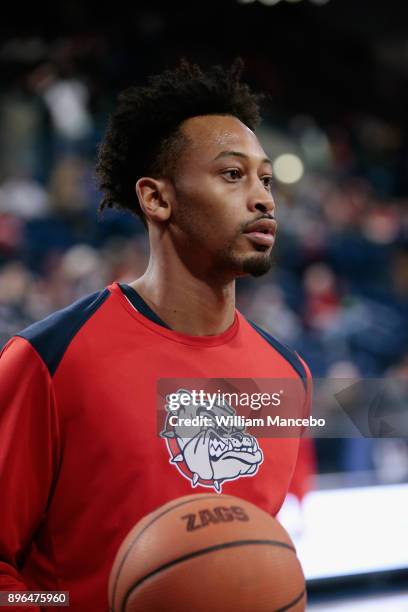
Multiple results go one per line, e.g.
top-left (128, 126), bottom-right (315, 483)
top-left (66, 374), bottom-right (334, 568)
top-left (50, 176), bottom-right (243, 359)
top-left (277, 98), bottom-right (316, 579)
top-left (160, 389), bottom-right (263, 493)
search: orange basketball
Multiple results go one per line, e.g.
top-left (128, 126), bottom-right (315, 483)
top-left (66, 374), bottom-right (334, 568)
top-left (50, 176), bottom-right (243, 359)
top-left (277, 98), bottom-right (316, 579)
top-left (109, 493), bottom-right (306, 612)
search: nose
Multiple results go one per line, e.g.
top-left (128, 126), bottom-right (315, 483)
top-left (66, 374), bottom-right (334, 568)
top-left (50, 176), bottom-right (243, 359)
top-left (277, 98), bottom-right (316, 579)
top-left (247, 179), bottom-right (275, 217)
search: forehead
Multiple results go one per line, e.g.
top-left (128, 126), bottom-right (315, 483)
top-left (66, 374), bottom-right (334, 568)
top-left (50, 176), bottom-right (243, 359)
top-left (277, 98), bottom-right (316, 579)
top-left (180, 115), bottom-right (267, 162)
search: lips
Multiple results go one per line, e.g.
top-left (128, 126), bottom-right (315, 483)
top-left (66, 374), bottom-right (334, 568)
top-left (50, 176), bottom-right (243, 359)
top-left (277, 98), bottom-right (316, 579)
top-left (243, 218), bottom-right (277, 247)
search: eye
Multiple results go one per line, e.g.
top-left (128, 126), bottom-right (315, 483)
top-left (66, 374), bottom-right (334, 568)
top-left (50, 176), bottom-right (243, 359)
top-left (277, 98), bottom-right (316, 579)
top-left (222, 169), bottom-right (242, 181)
top-left (261, 175), bottom-right (274, 190)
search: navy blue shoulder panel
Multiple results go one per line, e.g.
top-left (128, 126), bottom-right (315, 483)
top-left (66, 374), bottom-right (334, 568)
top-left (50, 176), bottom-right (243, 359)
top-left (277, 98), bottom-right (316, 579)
top-left (248, 319), bottom-right (307, 391)
top-left (118, 283), bottom-right (170, 329)
top-left (17, 288), bottom-right (110, 377)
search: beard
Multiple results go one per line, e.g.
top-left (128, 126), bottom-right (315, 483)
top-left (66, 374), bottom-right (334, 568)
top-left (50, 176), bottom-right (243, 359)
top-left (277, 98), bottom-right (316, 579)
top-left (172, 186), bottom-right (275, 279)
top-left (242, 250), bottom-right (274, 277)
top-left (215, 242), bottom-right (274, 278)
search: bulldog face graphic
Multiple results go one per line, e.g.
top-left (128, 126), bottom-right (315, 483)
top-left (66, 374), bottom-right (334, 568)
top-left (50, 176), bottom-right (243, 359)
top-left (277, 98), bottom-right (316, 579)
top-left (160, 389), bottom-right (263, 493)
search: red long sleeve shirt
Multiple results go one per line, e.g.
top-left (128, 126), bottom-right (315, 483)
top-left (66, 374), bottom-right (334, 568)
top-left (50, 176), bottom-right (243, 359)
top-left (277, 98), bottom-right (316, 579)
top-left (0, 282), bottom-right (312, 611)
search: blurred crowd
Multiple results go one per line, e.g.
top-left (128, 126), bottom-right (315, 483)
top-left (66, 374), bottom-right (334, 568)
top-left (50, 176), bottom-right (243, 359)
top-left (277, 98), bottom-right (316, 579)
top-left (1, 40), bottom-right (407, 481)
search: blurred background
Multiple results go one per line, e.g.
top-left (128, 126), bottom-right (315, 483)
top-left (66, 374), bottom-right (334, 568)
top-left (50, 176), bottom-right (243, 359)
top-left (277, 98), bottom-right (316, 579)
top-left (1, 0), bottom-right (407, 608)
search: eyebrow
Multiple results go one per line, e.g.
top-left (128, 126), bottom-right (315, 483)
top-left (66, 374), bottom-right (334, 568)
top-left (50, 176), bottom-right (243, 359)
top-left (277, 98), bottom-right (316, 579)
top-left (213, 150), bottom-right (272, 166)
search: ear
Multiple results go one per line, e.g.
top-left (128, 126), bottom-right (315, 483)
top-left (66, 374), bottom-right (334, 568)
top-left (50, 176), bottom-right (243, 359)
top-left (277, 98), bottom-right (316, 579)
top-left (135, 177), bottom-right (172, 223)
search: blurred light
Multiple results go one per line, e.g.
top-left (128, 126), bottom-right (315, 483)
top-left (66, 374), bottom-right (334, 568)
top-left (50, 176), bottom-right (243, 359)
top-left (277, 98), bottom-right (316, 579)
top-left (273, 153), bottom-right (304, 184)
top-left (258, 0), bottom-right (282, 4)
top-left (309, 0), bottom-right (331, 4)
top-left (237, 0), bottom-right (256, 3)
top-left (279, 484), bottom-right (408, 580)
top-left (42, 80), bottom-right (92, 140)
top-left (291, 115), bottom-right (332, 170)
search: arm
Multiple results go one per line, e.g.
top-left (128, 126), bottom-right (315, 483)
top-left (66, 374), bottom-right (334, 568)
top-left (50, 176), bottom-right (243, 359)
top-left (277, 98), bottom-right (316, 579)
top-left (0, 337), bottom-right (60, 609)
top-left (288, 355), bottom-right (316, 501)
top-left (298, 353), bottom-right (313, 422)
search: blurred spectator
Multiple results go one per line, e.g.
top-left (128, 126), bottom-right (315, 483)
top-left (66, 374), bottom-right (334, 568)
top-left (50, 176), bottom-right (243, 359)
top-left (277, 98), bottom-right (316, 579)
top-left (0, 30), bottom-right (407, 482)
top-left (0, 174), bottom-right (49, 218)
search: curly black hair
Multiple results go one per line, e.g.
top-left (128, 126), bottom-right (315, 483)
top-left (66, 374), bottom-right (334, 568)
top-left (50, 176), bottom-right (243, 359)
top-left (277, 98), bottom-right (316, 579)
top-left (95, 58), bottom-right (262, 225)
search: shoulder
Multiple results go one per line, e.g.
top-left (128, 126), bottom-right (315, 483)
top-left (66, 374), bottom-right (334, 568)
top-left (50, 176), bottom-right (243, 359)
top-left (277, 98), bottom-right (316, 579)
top-left (15, 287), bottom-right (111, 377)
top-left (245, 318), bottom-right (312, 390)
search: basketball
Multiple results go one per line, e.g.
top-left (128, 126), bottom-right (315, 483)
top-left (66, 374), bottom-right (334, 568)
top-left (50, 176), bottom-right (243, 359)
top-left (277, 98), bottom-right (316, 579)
top-left (109, 493), bottom-right (306, 612)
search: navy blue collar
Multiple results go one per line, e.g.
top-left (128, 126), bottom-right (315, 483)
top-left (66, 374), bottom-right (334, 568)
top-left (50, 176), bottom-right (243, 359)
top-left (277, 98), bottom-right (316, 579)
top-left (118, 283), bottom-right (170, 329)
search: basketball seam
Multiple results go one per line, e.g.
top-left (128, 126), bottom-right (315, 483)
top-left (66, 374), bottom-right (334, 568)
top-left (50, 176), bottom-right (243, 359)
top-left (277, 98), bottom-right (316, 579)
top-left (110, 494), bottom-right (239, 609)
top-left (121, 539), bottom-right (297, 612)
top-left (276, 588), bottom-right (306, 611)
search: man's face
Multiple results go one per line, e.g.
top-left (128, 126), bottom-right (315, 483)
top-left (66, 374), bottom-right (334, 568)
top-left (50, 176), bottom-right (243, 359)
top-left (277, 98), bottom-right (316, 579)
top-left (168, 114), bottom-right (277, 279)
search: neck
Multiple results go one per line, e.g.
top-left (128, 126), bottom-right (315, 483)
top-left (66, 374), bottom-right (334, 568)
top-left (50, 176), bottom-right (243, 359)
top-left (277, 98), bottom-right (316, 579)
top-left (128, 252), bottom-right (236, 336)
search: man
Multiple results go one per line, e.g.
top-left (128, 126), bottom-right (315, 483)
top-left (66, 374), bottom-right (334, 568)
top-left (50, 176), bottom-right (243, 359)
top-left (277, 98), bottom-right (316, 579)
top-left (0, 60), bottom-right (312, 610)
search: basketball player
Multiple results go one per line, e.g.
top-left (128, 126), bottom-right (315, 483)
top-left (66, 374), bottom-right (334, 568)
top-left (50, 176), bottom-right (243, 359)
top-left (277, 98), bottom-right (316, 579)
top-left (0, 60), bottom-right (312, 610)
